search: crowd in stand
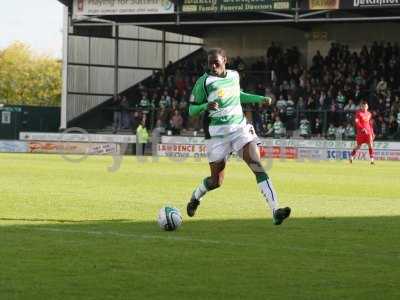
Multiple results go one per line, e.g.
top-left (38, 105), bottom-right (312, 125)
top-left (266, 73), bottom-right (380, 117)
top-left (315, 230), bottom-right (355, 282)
top-left (112, 42), bottom-right (400, 140)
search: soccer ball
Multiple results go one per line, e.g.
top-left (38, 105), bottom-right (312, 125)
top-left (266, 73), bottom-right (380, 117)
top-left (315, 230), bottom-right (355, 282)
top-left (157, 206), bottom-right (182, 231)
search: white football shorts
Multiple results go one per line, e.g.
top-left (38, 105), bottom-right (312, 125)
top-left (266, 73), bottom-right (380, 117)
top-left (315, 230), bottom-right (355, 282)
top-left (205, 124), bottom-right (258, 163)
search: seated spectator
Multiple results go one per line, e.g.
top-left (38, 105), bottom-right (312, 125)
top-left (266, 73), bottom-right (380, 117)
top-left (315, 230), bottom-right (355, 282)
top-left (375, 116), bottom-right (387, 138)
top-left (159, 95), bottom-right (170, 108)
top-left (273, 116), bottom-right (285, 138)
top-left (170, 110), bottom-right (183, 135)
top-left (138, 93), bottom-right (150, 111)
top-left (335, 125), bottom-right (345, 140)
top-left (327, 123), bottom-right (336, 140)
top-left (344, 123), bottom-right (355, 140)
top-left (299, 117), bottom-right (311, 139)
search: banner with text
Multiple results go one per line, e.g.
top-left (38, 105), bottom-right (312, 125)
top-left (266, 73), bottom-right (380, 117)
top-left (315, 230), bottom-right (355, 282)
top-left (20, 132), bottom-right (136, 144)
top-left (27, 141), bottom-right (119, 155)
top-left (181, 0), bottom-right (292, 13)
top-left (157, 138), bottom-right (400, 161)
top-left (0, 141), bottom-right (28, 153)
top-left (73, 0), bottom-right (175, 17)
top-left (301, 0), bottom-right (400, 10)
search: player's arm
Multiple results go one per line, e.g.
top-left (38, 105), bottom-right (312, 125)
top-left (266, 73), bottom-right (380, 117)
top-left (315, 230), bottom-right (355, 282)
top-left (188, 77), bottom-right (208, 117)
top-left (354, 112), bottom-right (363, 131)
top-left (240, 91), bottom-right (272, 105)
top-left (189, 103), bottom-right (208, 117)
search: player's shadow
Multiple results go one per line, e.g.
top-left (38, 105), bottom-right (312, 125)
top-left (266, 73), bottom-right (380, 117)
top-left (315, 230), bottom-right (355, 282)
top-left (2, 216), bottom-right (399, 255)
top-left (1, 216), bottom-right (399, 299)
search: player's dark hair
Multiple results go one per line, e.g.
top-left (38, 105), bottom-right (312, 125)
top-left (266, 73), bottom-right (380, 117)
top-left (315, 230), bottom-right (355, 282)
top-left (207, 48), bottom-right (227, 58)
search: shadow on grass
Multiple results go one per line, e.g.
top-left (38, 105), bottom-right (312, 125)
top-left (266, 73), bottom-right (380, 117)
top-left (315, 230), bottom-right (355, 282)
top-left (1, 216), bottom-right (399, 300)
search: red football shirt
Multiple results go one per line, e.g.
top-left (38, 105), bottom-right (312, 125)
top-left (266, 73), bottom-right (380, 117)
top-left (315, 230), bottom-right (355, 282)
top-left (355, 110), bottom-right (374, 136)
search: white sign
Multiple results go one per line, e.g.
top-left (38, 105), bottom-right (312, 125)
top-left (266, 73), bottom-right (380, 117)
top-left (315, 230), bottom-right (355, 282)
top-left (87, 143), bottom-right (119, 154)
top-left (73, 0), bottom-right (174, 17)
top-left (156, 138), bottom-right (400, 161)
top-left (157, 143), bottom-right (207, 158)
top-left (160, 136), bottom-right (400, 151)
top-left (20, 132), bottom-right (136, 143)
top-left (161, 136), bottom-right (205, 144)
top-left (1, 111), bottom-right (11, 124)
top-left (0, 141), bottom-right (28, 153)
top-left (259, 138), bottom-right (400, 151)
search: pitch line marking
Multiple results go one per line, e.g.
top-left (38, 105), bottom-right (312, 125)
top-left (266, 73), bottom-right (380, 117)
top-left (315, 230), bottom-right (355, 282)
top-left (28, 227), bottom-right (399, 261)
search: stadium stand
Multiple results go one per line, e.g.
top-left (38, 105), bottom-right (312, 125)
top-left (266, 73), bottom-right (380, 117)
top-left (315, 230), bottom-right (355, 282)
top-left (108, 42), bottom-right (400, 140)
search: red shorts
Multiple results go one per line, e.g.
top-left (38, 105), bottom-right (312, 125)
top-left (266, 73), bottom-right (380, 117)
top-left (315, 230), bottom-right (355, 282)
top-left (356, 134), bottom-right (373, 146)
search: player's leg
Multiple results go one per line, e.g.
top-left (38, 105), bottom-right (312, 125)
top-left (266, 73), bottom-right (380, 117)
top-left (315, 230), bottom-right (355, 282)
top-left (240, 141), bottom-right (290, 225)
top-left (350, 140), bottom-right (362, 163)
top-left (187, 160), bottom-right (225, 217)
top-left (367, 139), bottom-right (375, 164)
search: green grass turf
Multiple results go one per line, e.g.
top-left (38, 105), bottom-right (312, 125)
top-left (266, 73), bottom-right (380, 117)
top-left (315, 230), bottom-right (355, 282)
top-left (0, 153), bottom-right (399, 299)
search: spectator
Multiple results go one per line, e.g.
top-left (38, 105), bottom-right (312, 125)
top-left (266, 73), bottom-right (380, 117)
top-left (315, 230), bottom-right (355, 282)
top-left (388, 115), bottom-right (398, 138)
top-left (170, 110), bottom-right (184, 135)
top-left (135, 120), bottom-right (149, 155)
top-left (120, 96), bottom-right (131, 129)
top-left (344, 123), bottom-right (355, 140)
top-left (121, 43), bottom-right (400, 140)
top-left (299, 117), bottom-right (311, 139)
top-left (112, 95), bottom-right (122, 133)
top-left (276, 94), bottom-right (287, 121)
top-left (327, 123), bottom-right (336, 140)
top-left (375, 116), bottom-right (387, 138)
top-left (285, 95), bottom-right (296, 137)
top-left (376, 76), bottom-right (388, 97)
top-left (335, 124), bottom-right (345, 140)
top-left (312, 117), bottom-right (323, 138)
top-left (273, 116), bottom-right (285, 138)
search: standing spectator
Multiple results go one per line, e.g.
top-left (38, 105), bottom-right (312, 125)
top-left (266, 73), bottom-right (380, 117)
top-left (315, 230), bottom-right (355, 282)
top-left (285, 95), bottom-right (296, 137)
top-left (344, 99), bottom-right (356, 123)
top-left (120, 96), bottom-right (131, 129)
top-left (135, 120), bottom-right (149, 155)
top-left (376, 76), bottom-right (388, 97)
top-left (388, 115), bottom-right (398, 138)
top-left (397, 111), bottom-right (400, 135)
top-left (312, 117), bottom-right (323, 138)
top-left (275, 95), bottom-right (287, 120)
top-left (353, 85), bottom-right (364, 104)
top-left (297, 97), bottom-right (306, 116)
top-left (375, 116), bottom-right (387, 138)
top-left (130, 111), bottom-right (142, 131)
top-left (112, 95), bottom-right (122, 134)
top-left (336, 90), bottom-right (346, 124)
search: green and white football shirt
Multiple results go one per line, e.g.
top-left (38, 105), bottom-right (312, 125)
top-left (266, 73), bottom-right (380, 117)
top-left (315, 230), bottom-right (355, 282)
top-left (190, 70), bottom-right (246, 138)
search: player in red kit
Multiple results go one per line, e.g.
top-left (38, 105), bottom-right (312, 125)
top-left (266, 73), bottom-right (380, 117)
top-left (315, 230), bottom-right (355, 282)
top-left (349, 101), bottom-right (375, 164)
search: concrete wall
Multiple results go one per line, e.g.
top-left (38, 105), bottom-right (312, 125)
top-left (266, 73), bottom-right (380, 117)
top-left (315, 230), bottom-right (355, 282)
top-left (66, 24), bottom-right (203, 122)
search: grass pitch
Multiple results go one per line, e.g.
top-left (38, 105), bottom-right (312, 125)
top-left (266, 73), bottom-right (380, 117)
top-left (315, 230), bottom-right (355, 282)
top-left (0, 153), bottom-right (399, 299)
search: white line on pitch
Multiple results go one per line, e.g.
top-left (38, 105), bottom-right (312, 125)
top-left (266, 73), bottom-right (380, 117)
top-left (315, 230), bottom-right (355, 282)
top-left (29, 227), bottom-right (399, 261)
